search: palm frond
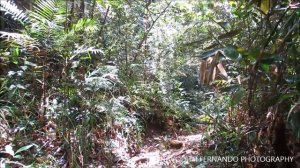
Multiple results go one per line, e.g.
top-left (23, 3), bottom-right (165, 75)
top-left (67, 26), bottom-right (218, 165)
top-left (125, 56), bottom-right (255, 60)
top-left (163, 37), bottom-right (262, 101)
top-left (0, 0), bottom-right (28, 22)
top-left (0, 31), bottom-right (37, 48)
top-left (28, 0), bottom-right (58, 28)
top-left (85, 66), bottom-right (120, 91)
top-left (32, 0), bottom-right (57, 21)
top-left (72, 18), bottom-right (99, 33)
top-left (71, 45), bottom-right (104, 60)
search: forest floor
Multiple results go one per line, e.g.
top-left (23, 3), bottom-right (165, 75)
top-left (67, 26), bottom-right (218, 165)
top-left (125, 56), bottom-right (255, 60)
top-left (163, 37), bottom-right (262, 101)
top-left (0, 115), bottom-right (212, 168)
top-left (125, 133), bottom-right (204, 167)
top-left (117, 123), bottom-right (209, 168)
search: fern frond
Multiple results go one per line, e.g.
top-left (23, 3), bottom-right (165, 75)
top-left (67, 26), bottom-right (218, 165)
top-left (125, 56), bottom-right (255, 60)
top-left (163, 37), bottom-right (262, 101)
top-left (71, 46), bottom-right (104, 60)
top-left (73, 19), bottom-right (99, 33)
top-left (85, 66), bottom-right (120, 91)
top-left (27, 0), bottom-right (58, 28)
top-left (0, 0), bottom-right (28, 22)
top-left (33, 0), bottom-right (57, 21)
top-left (0, 31), bottom-right (37, 48)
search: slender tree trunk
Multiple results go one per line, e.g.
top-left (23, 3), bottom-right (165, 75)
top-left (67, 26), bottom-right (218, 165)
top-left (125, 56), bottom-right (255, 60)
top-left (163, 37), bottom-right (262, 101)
top-left (89, 0), bottom-right (96, 18)
top-left (65, 0), bottom-right (75, 29)
top-left (80, 0), bottom-right (85, 18)
top-left (15, 0), bottom-right (32, 10)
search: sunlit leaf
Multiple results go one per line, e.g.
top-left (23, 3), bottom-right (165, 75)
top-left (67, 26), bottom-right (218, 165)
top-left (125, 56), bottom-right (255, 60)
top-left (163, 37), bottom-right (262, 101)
top-left (237, 47), bottom-right (246, 53)
top-left (5, 144), bottom-right (14, 156)
top-left (97, 0), bottom-right (106, 7)
top-left (15, 144), bottom-right (35, 154)
top-left (11, 47), bottom-right (19, 64)
top-left (243, 48), bottom-right (259, 61)
top-left (108, 0), bottom-right (124, 8)
top-left (0, 0), bottom-right (28, 22)
top-left (197, 115), bottom-right (212, 123)
top-left (24, 60), bottom-right (37, 67)
top-left (260, 0), bottom-right (272, 14)
top-left (14, 154), bottom-right (22, 159)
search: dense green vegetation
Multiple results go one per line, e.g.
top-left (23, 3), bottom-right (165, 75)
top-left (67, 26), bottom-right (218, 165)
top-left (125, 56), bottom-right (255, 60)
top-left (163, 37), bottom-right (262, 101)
top-left (0, 0), bottom-right (300, 167)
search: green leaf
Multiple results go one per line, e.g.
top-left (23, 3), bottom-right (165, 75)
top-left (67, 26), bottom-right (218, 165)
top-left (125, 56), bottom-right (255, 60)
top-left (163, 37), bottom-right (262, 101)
top-left (260, 0), bottom-right (272, 14)
top-left (14, 154), bottom-right (22, 159)
top-left (5, 144), bottom-right (14, 156)
top-left (279, 93), bottom-right (296, 102)
top-left (97, 0), bottom-right (106, 7)
top-left (297, 9), bottom-right (300, 16)
top-left (197, 115), bottom-right (212, 123)
top-left (260, 63), bottom-right (269, 72)
top-left (231, 88), bottom-right (245, 107)
top-left (80, 55), bottom-right (92, 60)
top-left (11, 48), bottom-right (19, 64)
top-left (15, 144), bottom-right (35, 154)
top-left (108, 0), bottom-right (124, 8)
top-left (244, 48), bottom-right (259, 61)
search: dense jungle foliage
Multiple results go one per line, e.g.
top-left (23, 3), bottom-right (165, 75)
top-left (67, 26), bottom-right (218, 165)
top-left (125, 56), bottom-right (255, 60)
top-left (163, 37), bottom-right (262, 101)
top-left (0, 0), bottom-right (300, 167)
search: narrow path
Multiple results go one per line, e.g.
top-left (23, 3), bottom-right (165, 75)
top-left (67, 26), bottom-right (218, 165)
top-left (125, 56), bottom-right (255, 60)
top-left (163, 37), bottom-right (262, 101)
top-left (126, 133), bottom-right (204, 167)
top-left (113, 122), bottom-right (207, 168)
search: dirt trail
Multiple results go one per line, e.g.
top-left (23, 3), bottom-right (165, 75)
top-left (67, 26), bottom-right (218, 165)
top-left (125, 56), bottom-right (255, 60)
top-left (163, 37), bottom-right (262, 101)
top-left (127, 133), bottom-right (203, 167)
top-left (112, 122), bottom-right (206, 168)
